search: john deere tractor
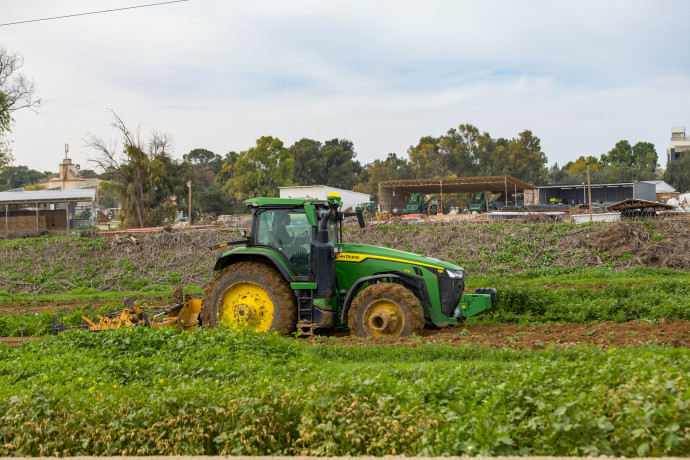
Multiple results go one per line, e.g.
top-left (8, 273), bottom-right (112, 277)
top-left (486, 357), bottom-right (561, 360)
top-left (202, 193), bottom-right (496, 337)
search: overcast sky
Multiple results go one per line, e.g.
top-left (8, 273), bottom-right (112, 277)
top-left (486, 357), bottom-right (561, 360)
top-left (2, 0), bottom-right (689, 175)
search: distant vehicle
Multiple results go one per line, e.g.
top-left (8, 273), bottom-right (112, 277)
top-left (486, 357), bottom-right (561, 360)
top-left (469, 191), bottom-right (501, 213)
top-left (405, 192), bottom-right (443, 214)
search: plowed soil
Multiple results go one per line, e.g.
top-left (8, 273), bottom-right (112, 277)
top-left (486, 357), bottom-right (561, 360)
top-left (313, 319), bottom-right (690, 349)
top-left (3, 320), bottom-right (688, 349)
top-left (0, 337), bottom-right (44, 348)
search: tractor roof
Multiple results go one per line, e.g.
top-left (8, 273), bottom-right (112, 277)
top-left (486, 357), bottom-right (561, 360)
top-left (245, 197), bottom-right (331, 207)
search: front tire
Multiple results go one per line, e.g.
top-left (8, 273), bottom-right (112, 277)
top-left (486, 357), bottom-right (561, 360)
top-left (348, 282), bottom-right (424, 338)
top-left (201, 262), bottom-right (296, 335)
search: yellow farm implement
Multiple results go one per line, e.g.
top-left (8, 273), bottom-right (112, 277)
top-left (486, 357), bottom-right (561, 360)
top-left (52, 289), bottom-right (202, 335)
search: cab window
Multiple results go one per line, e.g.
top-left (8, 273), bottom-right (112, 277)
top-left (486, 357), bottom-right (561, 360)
top-left (256, 208), bottom-right (312, 276)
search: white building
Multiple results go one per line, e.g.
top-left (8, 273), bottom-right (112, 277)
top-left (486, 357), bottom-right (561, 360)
top-left (641, 180), bottom-right (676, 194)
top-left (667, 126), bottom-right (690, 163)
top-left (279, 185), bottom-right (370, 211)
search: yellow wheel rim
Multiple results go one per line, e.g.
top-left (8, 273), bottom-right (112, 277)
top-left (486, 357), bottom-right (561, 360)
top-left (364, 300), bottom-right (406, 337)
top-left (219, 282), bottom-right (275, 332)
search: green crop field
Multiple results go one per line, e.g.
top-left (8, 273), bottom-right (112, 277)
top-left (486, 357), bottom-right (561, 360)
top-left (1, 221), bottom-right (688, 456)
top-left (0, 328), bottom-right (688, 457)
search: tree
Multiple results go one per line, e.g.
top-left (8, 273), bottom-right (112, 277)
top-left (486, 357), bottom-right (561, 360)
top-left (322, 138), bottom-right (361, 189)
top-left (216, 151), bottom-right (238, 187)
top-left (86, 112), bottom-right (192, 228)
top-left (600, 140), bottom-right (658, 181)
top-left (224, 136), bottom-right (294, 201)
top-left (183, 148), bottom-right (236, 217)
top-left (604, 140), bottom-right (634, 166)
top-left (548, 163), bottom-right (569, 184)
top-left (505, 130), bottom-right (548, 184)
top-left (631, 141), bottom-right (658, 180)
top-left (565, 156), bottom-right (600, 176)
top-left (0, 165), bottom-right (51, 191)
top-left (664, 153), bottom-right (690, 193)
top-left (0, 47), bottom-right (41, 169)
top-left (290, 138), bottom-right (325, 185)
top-left (97, 180), bottom-right (120, 209)
top-left (408, 136), bottom-right (445, 178)
top-left (355, 153), bottom-right (412, 201)
top-left (183, 148), bottom-right (223, 175)
top-left (408, 125), bottom-right (548, 183)
top-left (440, 124), bottom-right (480, 176)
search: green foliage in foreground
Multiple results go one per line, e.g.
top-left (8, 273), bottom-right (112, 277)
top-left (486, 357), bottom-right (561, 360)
top-left (467, 266), bottom-right (690, 325)
top-left (0, 328), bottom-right (688, 457)
top-left (0, 309), bottom-right (89, 338)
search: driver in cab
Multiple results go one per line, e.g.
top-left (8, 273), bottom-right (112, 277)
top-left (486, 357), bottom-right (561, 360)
top-left (272, 211), bottom-right (292, 247)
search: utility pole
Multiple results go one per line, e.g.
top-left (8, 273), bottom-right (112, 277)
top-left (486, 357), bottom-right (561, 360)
top-left (586, 158), bottom-right (592, 221)
top-left (187, 180), bottom-right (192, 227)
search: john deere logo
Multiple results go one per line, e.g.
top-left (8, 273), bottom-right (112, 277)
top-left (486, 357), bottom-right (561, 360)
top-left (336, 253), bottom-right (364, 262)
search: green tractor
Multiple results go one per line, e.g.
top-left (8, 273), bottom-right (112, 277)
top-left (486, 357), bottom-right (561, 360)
top-left (469, 191), bottom-right (501, 213)
top-left (202, 193), bottom-right (496, 337)
top-left (406, 192), bottom-right (443, 215)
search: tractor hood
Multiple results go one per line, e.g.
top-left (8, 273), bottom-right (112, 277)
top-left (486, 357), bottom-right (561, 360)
top-left (336, 243), bottom-right (463, 273)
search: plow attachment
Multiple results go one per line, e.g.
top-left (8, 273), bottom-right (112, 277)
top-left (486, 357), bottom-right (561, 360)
top-left (52, 292), bottom-right (202, 335)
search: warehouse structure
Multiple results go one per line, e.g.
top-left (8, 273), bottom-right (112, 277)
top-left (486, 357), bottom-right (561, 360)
top-left (378, 176), bottom-right (536, 213)
top-left (535, 181), bottom-right (657, 206)
top-left (0, 189), bottom-right (96, 233)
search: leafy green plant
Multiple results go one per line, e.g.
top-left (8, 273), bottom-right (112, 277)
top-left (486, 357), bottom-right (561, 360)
top-left (0, 329), bottom-right (688, 456)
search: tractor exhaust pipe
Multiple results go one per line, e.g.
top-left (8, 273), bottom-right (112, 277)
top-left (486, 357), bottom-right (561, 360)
top-left (316, 210), bottom-right (332, 244)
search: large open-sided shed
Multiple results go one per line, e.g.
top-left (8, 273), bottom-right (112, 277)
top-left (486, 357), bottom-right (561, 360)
top-left (378, 176), bottom-right (536, 212)
top-left (0, 189), bottom-right (96, 232)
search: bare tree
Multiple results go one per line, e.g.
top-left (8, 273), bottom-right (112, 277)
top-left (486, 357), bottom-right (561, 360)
top-left (86, 110), bottom-right (189, 228)
top-left (0, 47), bottom-right (41, 112)
top-left (0, 47), bottom-right (41, 168)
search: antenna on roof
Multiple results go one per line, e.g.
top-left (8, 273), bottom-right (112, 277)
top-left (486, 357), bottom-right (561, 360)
top-left (64, 143), bottom-right (69, 159)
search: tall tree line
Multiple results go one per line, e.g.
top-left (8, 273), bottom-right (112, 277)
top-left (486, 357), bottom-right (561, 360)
top-left (548, 140), bottom-right (661, 186)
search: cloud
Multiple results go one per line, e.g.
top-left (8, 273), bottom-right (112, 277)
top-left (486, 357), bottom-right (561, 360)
top-left (4, 0), bottom-right (690, 173)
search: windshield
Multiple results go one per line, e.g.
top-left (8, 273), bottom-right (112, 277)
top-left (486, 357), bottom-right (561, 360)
top-left (256, 208), bottom-right (312, 276)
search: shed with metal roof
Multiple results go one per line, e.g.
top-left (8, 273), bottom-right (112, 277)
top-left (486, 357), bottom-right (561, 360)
top-left (0, 189), bottom-right (96, 233)
top-left (378, 176), bottom-right (536, 213)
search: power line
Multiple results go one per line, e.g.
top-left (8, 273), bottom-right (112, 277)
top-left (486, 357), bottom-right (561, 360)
top-left (0, 0), bottom-right (190, 27)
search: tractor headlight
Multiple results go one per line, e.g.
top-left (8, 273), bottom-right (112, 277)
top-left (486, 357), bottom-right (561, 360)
top-left (447, 269), bottom-right (465, 280)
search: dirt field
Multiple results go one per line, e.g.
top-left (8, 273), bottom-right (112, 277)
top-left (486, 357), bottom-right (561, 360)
top-left (0, 337), bottom-right (44, 348)
top-left (3, 320), bottom-right (687, 350)
top-left (419, 320), bottom-right (689, 348)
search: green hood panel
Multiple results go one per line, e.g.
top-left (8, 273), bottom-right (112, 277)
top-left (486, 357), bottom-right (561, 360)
top-left (336, 243), bottom-right (463, 272)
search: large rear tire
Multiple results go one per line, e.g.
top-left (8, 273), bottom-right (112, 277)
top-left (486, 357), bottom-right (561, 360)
top-left (348, 282), bottom-right (424, 338)
top-left (201, 262), bottom-right (296, 335)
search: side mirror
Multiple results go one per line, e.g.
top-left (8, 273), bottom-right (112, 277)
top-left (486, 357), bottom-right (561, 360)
top-left (337, 209), bottom-right (365, 228)
top-left (355, 207), bottom-right (365, 228)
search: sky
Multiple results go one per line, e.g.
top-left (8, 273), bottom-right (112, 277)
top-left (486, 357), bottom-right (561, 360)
top-left (2, 0), bottom-right (690, 175)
